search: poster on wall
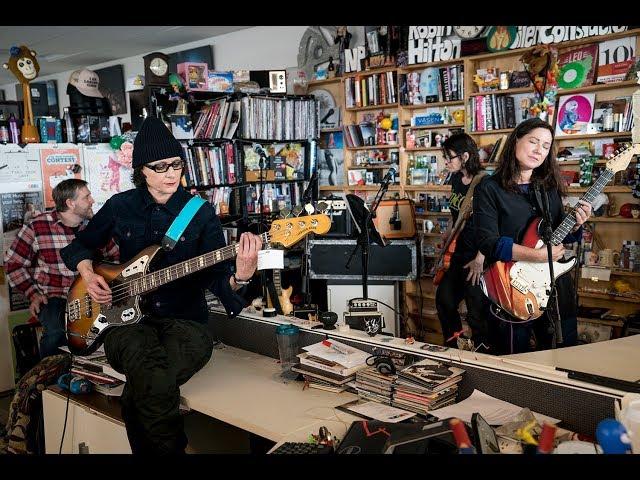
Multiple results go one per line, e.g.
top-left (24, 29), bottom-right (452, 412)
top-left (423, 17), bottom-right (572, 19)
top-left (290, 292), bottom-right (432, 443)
top-left (39, 147), bottom-right (83, 209)
top-left (0, 144), bottom-right (43, 193)
top-left (82, 144), bottom-right (134, 212)
top-left (555, 93), bottom-right (596, 136)
top-left (95, 64), bottom-right (127, 115)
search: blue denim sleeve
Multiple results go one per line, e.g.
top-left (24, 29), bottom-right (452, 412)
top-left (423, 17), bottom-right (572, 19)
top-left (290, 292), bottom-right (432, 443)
top-left (494, 236), bottom-right (514, 262)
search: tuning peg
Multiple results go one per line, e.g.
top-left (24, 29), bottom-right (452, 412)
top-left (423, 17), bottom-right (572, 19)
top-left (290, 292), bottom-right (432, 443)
top-left (316, 201), bottom-right (328, 213)
top-left (304, 203), bottom-right (315, 215)
top-left (280, 207), bottom-right (291, 218)
top-left (292, 205), bottom-right (303, 216)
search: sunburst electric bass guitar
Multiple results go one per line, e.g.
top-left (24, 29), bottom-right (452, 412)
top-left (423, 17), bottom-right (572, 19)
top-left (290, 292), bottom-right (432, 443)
top-left (480, 144), bottom-right (639, 322)
top-left (66, 214), bottom-right (331, 355)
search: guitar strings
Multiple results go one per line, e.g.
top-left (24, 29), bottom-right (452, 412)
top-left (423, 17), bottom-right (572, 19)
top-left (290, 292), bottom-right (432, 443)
top-left (106, 232), bottom-right (271, 304)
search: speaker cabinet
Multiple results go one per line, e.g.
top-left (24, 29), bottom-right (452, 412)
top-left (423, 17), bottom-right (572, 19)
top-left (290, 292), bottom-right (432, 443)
top-left (309, 239), bottom-right (417, 281)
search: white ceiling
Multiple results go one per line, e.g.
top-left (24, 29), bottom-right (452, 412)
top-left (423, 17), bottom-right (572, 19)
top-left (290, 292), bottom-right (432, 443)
top-left (0, 26), bottom-right (253, 85)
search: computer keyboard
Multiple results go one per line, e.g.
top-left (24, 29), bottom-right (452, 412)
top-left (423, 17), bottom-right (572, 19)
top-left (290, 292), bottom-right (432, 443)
top-left (271, 442), bottom-right (334, 454)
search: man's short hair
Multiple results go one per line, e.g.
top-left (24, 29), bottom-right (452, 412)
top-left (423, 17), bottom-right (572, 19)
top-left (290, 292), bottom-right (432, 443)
top-left (52, 179), bottom-right (88, 212)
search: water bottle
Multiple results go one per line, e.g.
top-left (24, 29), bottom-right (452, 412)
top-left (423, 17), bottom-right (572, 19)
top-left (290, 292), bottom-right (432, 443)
top-left (8, 114), bottom-right (20, 144)
top-left (275, 324), bottom-right (300, 380)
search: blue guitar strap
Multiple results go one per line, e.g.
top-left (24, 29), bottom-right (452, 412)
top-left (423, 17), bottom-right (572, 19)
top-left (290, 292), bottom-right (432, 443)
top-left (161, 195), bottom-right (207, 251)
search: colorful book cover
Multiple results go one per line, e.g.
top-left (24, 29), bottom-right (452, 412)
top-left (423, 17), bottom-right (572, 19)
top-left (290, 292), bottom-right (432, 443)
top-left (597, 37), bottom-right (637, 83)
top-left (207, 71), bottom-right (234, 92)
top-left (39, 147), bottom-right (83, 209)
top-left (555, 93), bottom-right (596, 136)
top-left (557, 43), bottom-right (598, 89)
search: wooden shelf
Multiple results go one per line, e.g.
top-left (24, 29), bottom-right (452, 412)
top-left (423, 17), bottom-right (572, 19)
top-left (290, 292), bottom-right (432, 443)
top-left (405, 185), bottom-right (452, 191)
top-left (401, 100), bottom-right (465, 110)
top-left (342, 66), bottom-right (398, 79)
top-left (469, 128), bottom-right (514, 136)
top-left (308, 77), bottom-right (342, 86)
top-left (560, 158), bottom-right (637, 166)
top-left (556, 131), bottom-right (632, 141)
top-left (319, 185), bottom-right (345, 191)
top-left (567, 186), bottom-right (632, 193)
top-left (401, 123), bottom-right (464, 130)
top-left (345, 103), bottom-right (398, 112)
top-left (320, 127), bottom-right (343, 133)
top-left (416, 211), bottom-right (452, 217)
top-left (558, 79), bottom-right (639, 95)
top-left (610, 270), bottom-right (640, 277)
top-left (577, 317), bottom-right (625, 328)
top-left (398, 58), bottom-right (464, 73)
top-left (347, 165), bottom-right (394, 170)
top-left (347, 185), bottom-right (401, 191)
top-left (405, 147), bottom-right (443, 152)
top-left (588, 217), bottom-right (640, 223)
top-left (345, 145), bottom-right (399, 151)
top-left (578, 291), bottom-right (640, 304)
top-left (468, 86), bottom-right (533, 97)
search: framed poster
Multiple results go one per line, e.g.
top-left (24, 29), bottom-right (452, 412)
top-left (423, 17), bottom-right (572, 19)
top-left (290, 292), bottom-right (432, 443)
top-left (95, 64), bottom-right (127, 115)
top-left (39, 147), bottom-right (83, 209)
top-left (15, 80), bottom-right (59, 118)
top-left (555, 93), bottom-right (596, 136)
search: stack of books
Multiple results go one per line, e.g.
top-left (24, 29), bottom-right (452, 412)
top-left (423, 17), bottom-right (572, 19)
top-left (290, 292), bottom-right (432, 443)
top-left (391, 358), bottom-right (465, 415)
top-left (62, 346), bottom-right (126, 397)
top-left (291, 340), bottom-right (368, 393)
top-left (354, 366), bottom-right (396, 405)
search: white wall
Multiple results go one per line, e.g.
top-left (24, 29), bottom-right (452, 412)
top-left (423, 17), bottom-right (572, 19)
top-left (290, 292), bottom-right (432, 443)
top-left (0, 26), bottom-right (309, 125)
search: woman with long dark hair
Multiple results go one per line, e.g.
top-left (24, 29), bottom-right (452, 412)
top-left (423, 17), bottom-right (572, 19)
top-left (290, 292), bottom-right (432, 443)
top-left (435, 133), bottom-right (490, 349)
top-left (473, 118), bottom-right (592, 354)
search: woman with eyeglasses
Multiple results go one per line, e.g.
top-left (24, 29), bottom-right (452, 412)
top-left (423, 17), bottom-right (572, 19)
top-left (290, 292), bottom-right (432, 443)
top-left (473, 117), bottom-right (591, 354)
top-left (61, 117), bottom-right (262, 454)
top-left (434, 133), bottom-right (491, 350)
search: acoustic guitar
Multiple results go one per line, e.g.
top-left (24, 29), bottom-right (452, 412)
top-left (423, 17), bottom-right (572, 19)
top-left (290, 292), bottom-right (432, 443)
top-left (65, 214), bottom-right (331, 355)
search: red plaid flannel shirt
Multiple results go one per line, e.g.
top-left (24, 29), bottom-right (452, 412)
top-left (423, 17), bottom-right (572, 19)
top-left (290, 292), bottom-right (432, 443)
top-left (4, 210), bottom-right (119, 301)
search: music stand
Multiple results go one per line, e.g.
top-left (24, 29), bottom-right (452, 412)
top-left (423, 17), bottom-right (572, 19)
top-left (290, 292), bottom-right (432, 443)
top-left (343, 193), bottom-right (387, 300)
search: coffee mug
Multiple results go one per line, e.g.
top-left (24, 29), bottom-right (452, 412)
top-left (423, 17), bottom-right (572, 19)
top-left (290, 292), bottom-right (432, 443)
top-left (598, 249), bottom-right (620, 268)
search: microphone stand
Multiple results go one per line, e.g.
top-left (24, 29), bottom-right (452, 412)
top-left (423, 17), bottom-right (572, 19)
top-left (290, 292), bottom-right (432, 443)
top-left (537, 184), bottom-right (563, 349)
top-left (300, 171), bottom-right (318, 306)
top-left (257, 147), bottom-right (268, 303)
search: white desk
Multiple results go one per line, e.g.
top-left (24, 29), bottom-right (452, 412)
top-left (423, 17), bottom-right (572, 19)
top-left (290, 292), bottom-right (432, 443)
top-left (180, 345), bottom-right (361, 443)
top-left (504, 335), bottom-right (640, 383)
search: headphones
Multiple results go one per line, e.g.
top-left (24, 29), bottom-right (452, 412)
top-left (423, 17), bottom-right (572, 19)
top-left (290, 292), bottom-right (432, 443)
top-left (366, 354), bottom-right (396, 375)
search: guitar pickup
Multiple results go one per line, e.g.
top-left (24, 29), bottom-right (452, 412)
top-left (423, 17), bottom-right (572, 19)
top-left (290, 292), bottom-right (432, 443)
top-left (510, 278), bottom-right (529, 294)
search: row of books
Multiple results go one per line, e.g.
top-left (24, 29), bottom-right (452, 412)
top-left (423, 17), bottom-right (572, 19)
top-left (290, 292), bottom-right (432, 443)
top-left (343, 123), bottom-right (376, 148)
top-left (469, 94), bottom-right (517, 132)
top-left (193, 97), bottom-right (241, 140)
top-left (238, 96), bottom-right (318, 141)
top-left (344, 71), bottom-right (398, 108)
top-left (400, 64), bottom-right (465, 106)
top-left (245, 181), bottom-right (308, 215)
top-left (180, 143), bottom-right (242, 187)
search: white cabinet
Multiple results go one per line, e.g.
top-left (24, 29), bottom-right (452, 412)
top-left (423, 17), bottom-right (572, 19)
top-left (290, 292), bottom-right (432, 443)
top-left (42, 389), bottom-right (131, 454)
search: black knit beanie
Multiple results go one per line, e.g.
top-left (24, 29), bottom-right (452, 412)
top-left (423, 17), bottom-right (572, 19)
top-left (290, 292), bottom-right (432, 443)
top-left (132, 117), bottom-right (184, 168)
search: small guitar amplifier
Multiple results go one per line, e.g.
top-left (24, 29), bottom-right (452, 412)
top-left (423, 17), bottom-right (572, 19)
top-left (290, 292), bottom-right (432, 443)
top-left (318, 197), bottom-right (352, 237)
top-left (344, 299), bottom-right (385, 336)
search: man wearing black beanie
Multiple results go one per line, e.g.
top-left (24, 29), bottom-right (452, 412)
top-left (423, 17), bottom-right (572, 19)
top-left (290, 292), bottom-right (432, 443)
top-left (61, 117), bottom-right (262, 454)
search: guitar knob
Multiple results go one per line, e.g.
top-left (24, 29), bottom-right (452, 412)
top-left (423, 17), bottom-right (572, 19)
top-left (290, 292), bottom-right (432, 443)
top-left (90, 327), bottom-right (100, 334)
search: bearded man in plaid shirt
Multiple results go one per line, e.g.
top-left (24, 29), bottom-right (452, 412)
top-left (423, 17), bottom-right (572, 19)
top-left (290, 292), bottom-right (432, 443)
top-left (4, 179), bottom-right (118, 358)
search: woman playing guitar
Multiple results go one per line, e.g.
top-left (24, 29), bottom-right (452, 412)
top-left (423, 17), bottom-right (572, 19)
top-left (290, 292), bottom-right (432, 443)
top-left (434, 133), bottom-right (490, 348)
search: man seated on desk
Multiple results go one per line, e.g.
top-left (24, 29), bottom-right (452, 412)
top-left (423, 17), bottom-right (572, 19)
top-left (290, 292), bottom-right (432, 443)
top-left (61, 117), bottom-right (262, 454)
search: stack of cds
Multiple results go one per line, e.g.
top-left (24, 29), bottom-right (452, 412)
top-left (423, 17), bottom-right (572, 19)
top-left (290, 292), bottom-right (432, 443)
top-left (355, 366), bottom-right (396, 405)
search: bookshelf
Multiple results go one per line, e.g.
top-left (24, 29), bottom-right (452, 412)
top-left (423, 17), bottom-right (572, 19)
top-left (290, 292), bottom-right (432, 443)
top-left (312, 29), bottom-right (640, 342)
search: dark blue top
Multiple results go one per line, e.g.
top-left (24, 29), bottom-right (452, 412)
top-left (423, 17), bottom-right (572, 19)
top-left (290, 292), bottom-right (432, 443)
top-left (61, 186), bottom-right (247, 323)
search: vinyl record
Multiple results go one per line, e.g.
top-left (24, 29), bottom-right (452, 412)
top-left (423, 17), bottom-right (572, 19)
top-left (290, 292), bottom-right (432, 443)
top-left (310, 89), bottom-right (338, 128)
top-left (559, 61), bottom-right (587, 89)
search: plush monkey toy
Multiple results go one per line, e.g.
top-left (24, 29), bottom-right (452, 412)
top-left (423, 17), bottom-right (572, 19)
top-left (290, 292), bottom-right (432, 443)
top-left (3, 45), bottom-right (41, 143)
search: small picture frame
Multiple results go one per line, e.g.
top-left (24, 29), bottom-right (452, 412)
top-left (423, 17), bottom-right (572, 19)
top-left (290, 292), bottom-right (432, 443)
top-left (177, 62), bottom-right (209, 92)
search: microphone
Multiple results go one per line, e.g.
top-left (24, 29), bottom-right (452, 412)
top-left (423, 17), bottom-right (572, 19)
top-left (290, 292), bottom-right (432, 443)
top-left (382, 164), bottom-right (398, 184)
top-left (252, 143), bottom-right (267, 157)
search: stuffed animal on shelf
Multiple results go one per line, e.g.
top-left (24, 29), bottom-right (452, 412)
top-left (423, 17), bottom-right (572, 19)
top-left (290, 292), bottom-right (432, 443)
top-left (520, 45), bottom-right (559, 121)
top-left (3, 45), bottom-right (40, 143)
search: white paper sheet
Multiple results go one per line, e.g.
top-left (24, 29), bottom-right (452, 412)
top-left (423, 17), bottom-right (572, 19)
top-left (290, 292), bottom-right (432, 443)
top-left (427, 389), bottom-right (561, 426)
top-left (257, 249), bottom-right (284, 270)
top-left (346, 401), bottom-right (416, 423)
